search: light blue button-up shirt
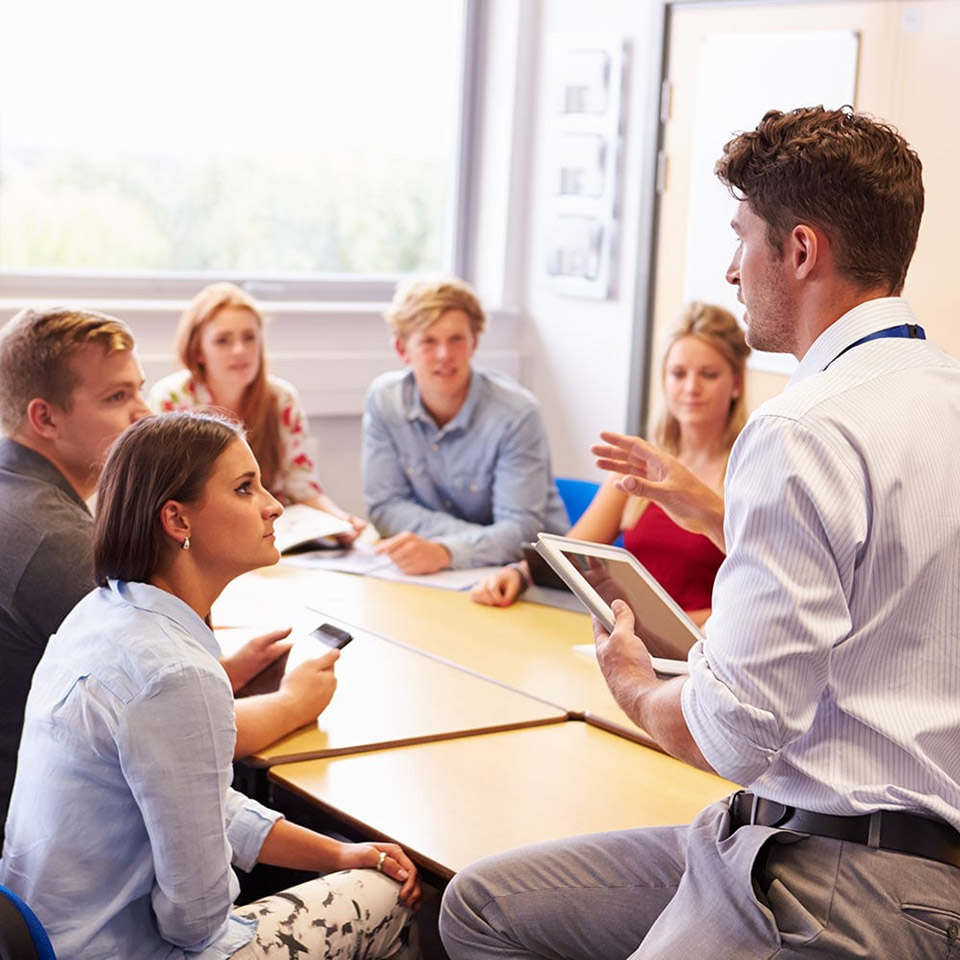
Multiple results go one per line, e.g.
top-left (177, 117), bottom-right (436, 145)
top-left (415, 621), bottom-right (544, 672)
top-left (362, 367), bottom-right (568, 568)
top-left (0, 580), bottom-right (281, 959)
top-left (682, 299), bottom-right (960, 829)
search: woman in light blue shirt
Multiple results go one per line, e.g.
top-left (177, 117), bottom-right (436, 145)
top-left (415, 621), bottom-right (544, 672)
top-left (0, 412), bottom-right (421, 959)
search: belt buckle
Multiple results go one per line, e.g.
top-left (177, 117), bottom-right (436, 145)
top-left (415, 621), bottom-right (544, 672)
top-left (729, 792), bottom-right (792, 829)
top-left (728, 790), bottom-right (752, 824)
top-left (752, 796), bottom-right (792, 828)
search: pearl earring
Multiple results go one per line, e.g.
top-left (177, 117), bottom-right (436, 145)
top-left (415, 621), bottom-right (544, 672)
top-left (181, 537), bottom-right (191, 551)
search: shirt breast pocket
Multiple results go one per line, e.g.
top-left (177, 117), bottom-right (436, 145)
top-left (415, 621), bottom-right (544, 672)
top-left (451, 474), bottom-right (492, 522)
top-left (402, 457), bottom-right (429, 481)
top-left (400, 458), bottom-right (434, 502)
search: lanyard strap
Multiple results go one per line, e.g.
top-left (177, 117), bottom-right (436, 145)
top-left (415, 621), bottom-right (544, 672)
top-left (825, 323), bottom-right (926, 369)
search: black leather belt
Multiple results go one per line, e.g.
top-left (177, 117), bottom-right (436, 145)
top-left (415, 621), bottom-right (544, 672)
top-left (728, 791), bottom-right (960, 870)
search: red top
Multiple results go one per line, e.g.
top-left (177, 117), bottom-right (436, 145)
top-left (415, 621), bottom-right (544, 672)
top-left (621, 502), bottom-right (725, 612)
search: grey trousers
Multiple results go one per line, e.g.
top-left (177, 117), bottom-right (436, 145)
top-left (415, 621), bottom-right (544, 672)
top-left (440, 799), bottom-right (960, 959)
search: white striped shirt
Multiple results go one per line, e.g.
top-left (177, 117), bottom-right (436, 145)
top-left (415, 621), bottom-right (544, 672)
top-left (682, 298), bottom-right (960, 829)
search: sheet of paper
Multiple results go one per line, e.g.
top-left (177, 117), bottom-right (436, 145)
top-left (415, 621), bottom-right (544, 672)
top-left (283, 543), bottom-right (503, 591)
top-left (369, 563), bottom-right (504, 591)
top-left (283, 544), bottom-right (395, 575)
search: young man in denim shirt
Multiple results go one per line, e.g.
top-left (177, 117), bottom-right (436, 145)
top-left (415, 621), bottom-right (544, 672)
top-left (363, 276), bottom-right (567, 574)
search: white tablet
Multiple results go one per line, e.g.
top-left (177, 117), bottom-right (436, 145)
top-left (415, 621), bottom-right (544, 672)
top-left (535, 533), bottom-right (701, 675)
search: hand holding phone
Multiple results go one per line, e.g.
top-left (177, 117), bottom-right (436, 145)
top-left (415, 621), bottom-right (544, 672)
top-left (311, 622), bottom-right (353, 649)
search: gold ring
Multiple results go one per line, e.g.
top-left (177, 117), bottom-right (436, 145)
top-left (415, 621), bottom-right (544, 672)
top-left (375, 850), bottom-right (387, 872)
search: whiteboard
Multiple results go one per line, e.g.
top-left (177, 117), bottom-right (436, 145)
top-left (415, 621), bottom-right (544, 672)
top-left (683, 30), bottom-right (860, 375)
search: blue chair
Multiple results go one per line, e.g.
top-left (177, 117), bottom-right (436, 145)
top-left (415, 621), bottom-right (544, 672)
top-left (0, 885), bottom-right (55, 959)
top-left (555, 477), bottom-right (600, 527)
top-left (554, 477), bottom-right (624, 547)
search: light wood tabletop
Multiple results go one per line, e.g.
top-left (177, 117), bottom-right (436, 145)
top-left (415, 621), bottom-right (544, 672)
top-left (236, 623), bottom-right (567, 767)
top-left (267, 721), bottom-right (738, 879)
top-left (215, 564), bottom-right (648, 741)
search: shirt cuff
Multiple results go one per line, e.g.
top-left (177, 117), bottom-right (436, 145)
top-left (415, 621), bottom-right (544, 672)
top-left (225, 788), bottom-right (284, 872)
top-left (508, 562), bottom-right (532, 592)
top-left (433, 536), bottom-right (467, 570)
top-left (680, 642), bottom-right (777, 787)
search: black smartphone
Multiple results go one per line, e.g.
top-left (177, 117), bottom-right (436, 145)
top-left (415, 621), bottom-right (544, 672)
top-left (310, 622), bottom-right (353, 649)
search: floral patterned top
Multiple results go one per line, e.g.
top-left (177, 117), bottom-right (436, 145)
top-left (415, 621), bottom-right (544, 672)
top-left (147, 370), bottom-right (324, 504)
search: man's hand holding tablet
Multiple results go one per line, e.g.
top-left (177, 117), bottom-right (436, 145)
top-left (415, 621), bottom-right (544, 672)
top-left (535, 533), bottom-right (700, 675)
top-left (592, 598), bottom-right (710, 770)
top-left (592, 597), bottom-right (659, 707)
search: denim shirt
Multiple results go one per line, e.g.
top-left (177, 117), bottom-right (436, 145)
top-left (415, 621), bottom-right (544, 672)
top-left (0, 580), bottom-right (281, 959)
top-left (362, 367), bottom-right (568, 568)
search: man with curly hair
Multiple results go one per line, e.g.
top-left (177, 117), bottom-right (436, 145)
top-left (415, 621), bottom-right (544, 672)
top-left (441, 107), bottom-right (960, 958)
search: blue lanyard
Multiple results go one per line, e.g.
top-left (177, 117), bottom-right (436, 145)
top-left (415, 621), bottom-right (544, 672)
top-left (825, 323), bottom-right (925, 369)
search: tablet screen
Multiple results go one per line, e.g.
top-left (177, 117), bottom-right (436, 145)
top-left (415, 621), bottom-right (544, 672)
top-left (559, 547), bottom-right (697, 661)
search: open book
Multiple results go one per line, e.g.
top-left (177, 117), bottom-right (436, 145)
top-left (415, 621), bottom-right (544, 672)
top-left (273, 503), bottom-right (354, 554)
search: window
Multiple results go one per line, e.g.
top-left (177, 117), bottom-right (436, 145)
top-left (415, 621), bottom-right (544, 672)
top-left (0, 0), bottom-right (470, 290)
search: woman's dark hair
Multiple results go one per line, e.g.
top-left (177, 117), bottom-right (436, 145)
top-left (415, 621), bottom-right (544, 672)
top-left (94, 411), bottom-right (243, 585)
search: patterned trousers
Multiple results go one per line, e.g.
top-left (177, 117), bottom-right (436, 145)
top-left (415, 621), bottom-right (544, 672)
top-left (231, 869), bottom-right (420, 959)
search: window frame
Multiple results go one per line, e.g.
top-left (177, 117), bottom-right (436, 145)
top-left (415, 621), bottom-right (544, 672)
top-left (0, 0), bottom-right (482, 305)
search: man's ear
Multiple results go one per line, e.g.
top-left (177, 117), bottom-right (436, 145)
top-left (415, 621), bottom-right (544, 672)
top-left (159, 500), bottom-right (191, 548)
top-left (24, 398), bottom-right (61, 440)
top-left (791, 224), bottom-right (820, 279)
top-left (393, 336), bottom-right (410, 364)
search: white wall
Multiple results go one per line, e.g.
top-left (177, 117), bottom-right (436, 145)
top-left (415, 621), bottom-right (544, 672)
top-left (516, 0), bottom-right (656, 480)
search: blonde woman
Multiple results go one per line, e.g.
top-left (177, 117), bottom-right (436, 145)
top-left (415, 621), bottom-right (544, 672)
top-left (471, 302), bottom-right (749, 626)
top-left (149, 282), bottom-right (364, 538)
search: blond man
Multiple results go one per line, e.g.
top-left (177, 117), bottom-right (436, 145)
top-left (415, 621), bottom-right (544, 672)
top-left (363, 276), bottom-right (567, 574)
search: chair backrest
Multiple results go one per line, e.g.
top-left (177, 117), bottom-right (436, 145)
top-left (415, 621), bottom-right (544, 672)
top-left (554, 477), bottom-right (600, 527)
top-left (0, 885), bottom-right (55, 960)
top-left (554, 476), bottom-right (624, 547)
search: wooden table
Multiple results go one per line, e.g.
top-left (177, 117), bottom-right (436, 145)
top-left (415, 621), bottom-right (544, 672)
top-left (216, 564), bottom-right (648, 742)
top-left (234, 622), bottom-right (567, 767)
top-left (268, 721), bottom-right (738, 880)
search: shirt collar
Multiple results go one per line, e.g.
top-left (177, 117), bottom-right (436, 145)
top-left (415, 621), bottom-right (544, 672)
top-left (108, 579), bottom-right (219, 658)
top-left (0, 437), bottom-right (90, 512)
top-left (405, 367), bottom-right (481, 436)
top-left (789, 297), bottom-right (918, 387)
